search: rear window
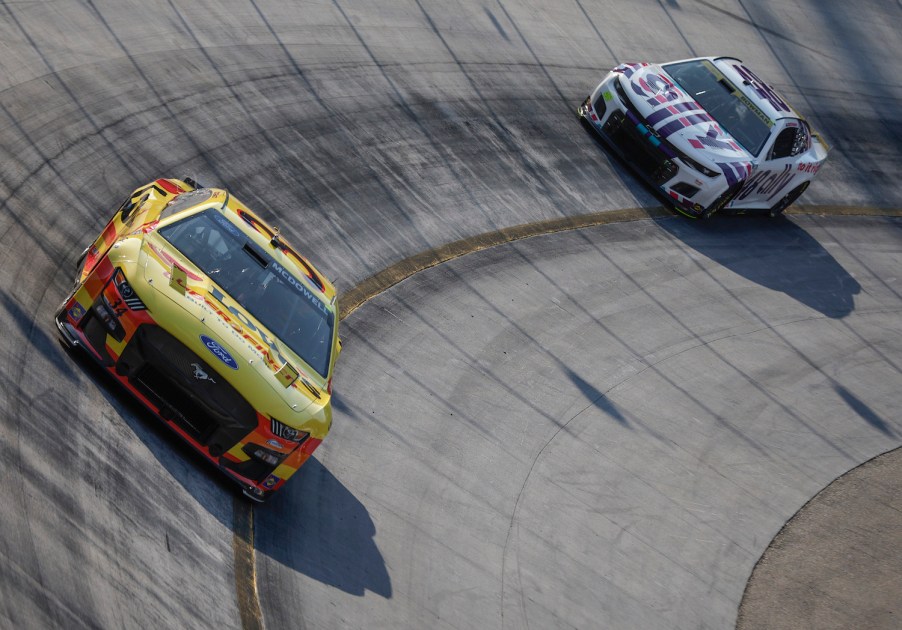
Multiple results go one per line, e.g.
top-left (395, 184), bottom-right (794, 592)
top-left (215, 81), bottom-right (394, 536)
top-left (663, 60), bottom-right (773, 156)
top-left (159, 189), bottom-right (215, 223)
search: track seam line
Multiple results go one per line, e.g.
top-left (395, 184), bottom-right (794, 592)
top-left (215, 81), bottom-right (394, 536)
top-left (233, 203), bottom-right (900, 629)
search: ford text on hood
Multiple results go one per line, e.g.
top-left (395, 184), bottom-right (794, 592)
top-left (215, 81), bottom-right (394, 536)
top-left (578, 56), bottom-right (828, 218)
top-left (55, 178), bottom-right (341, 502)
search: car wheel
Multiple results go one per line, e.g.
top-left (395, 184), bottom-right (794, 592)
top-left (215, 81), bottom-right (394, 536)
top-left (242, 487), bottom-right (269, 503)
top-left (700, 182), bottom-right (743, 219)
top-left (769, 181), bottom-right (810, 217)
top-left (74, 247), bottom-right (89, 275)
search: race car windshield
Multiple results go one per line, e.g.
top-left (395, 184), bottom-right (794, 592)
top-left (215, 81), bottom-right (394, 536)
top-left (158, 209), bottom-right (334, 377)
top-left (663, 60), bottom-right (772, 156)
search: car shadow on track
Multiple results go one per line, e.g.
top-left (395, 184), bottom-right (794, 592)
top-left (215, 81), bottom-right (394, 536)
top-left (657, 215), bottom-right (861, 319)
top-left (60, 341), bottom-right (240, 528)
top-left (578, 118), bottom-right (665, 211)
top-left (254, 456), bottom-right (392, 598)
top-left (0, 290), bottom-right (78, 380)
top-left (59, 335), bottom-right (390, 598)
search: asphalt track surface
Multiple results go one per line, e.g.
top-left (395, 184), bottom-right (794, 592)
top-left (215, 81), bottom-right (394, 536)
top-left (1, 1), bottom-right (900, 629)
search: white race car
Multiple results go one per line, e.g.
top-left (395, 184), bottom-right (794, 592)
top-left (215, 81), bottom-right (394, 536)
top-left (578, 57), bottom-right (828, 218)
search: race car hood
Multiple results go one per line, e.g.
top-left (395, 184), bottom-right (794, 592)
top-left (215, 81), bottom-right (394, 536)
top-left (616, 63), bottom-right (755, 183)
top-left (132, 232), bottom-right (328, 422)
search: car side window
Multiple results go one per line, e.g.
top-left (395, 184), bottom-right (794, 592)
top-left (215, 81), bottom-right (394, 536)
top-left (769, 122), bottom-right (810, 161)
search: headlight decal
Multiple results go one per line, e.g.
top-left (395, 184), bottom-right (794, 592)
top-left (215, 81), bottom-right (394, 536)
top-left (270, 417), bottom-right (309, 443)
top-left (113, 268), bottom-right (147, 311)
top-left (678, 154), bottom-right (721, 178)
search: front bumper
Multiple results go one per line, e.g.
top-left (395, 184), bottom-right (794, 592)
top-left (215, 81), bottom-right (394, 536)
top-left (579, 73), bottom-right (730, 218)
top-left (54, 267), bottom-right (320, 501)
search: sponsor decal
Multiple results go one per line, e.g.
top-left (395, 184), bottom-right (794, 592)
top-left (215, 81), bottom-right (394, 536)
top-left (204, 280), bottom-right (329, 381)
top-left (733, 64), bottom-right (791, 113)
top-left (270, 261), bottom-right (329, 316)
top-left (68, 286), bottom-right (93, 323)
top-left (200, 335), bottom-right (239, 370)
top-left (798, 162), bottom-right (822, 174)
top-left (262, 475), bottom-right (279, 489)
top-left (204, 287), bottom-right (282, 369)
top-left (67, 303), bottom-right (86, 322)
top-left (234, 207), bottom-right (326, 292)
top-left (736, 164), bottom-right (796, 201)
top-left (696, 60), bottom-right (773, 128)
top-left (207, 209), bottom-right (243, 239)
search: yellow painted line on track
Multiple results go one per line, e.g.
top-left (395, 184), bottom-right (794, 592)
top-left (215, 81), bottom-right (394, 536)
top-left (339, 206), bottom-right (671, 320)
top-left (233, 499), bottom-right (263, 630)
top-left (232, 203), bottom-right (900, 629)
top-left (339, 204), bottom-right (901, 320)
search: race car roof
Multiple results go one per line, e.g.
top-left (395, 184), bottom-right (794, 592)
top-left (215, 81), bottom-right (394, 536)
top-left (711, 57), bottom-right (800, 122)
top-left (657, 56), bottom-right (800, 126)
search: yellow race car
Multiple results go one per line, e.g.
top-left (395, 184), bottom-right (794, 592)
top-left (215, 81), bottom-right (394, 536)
top-left (55, 178), bottom-right (340, 501)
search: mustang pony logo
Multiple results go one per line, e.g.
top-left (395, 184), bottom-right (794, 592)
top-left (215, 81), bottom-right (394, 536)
top-left (191, 363), bottom-right (216, 384)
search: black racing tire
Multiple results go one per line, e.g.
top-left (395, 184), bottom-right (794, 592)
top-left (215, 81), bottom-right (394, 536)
top-left (54, 309), bottom-right (79, 351)
top-left (769, 181), bottom-right (810, 217)
top-left (242, 487), bottom-right (270, 503)
top-left (74, 246), bottom-right (89, 276)
top-left (700, 182), bottom-right (743, 219)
